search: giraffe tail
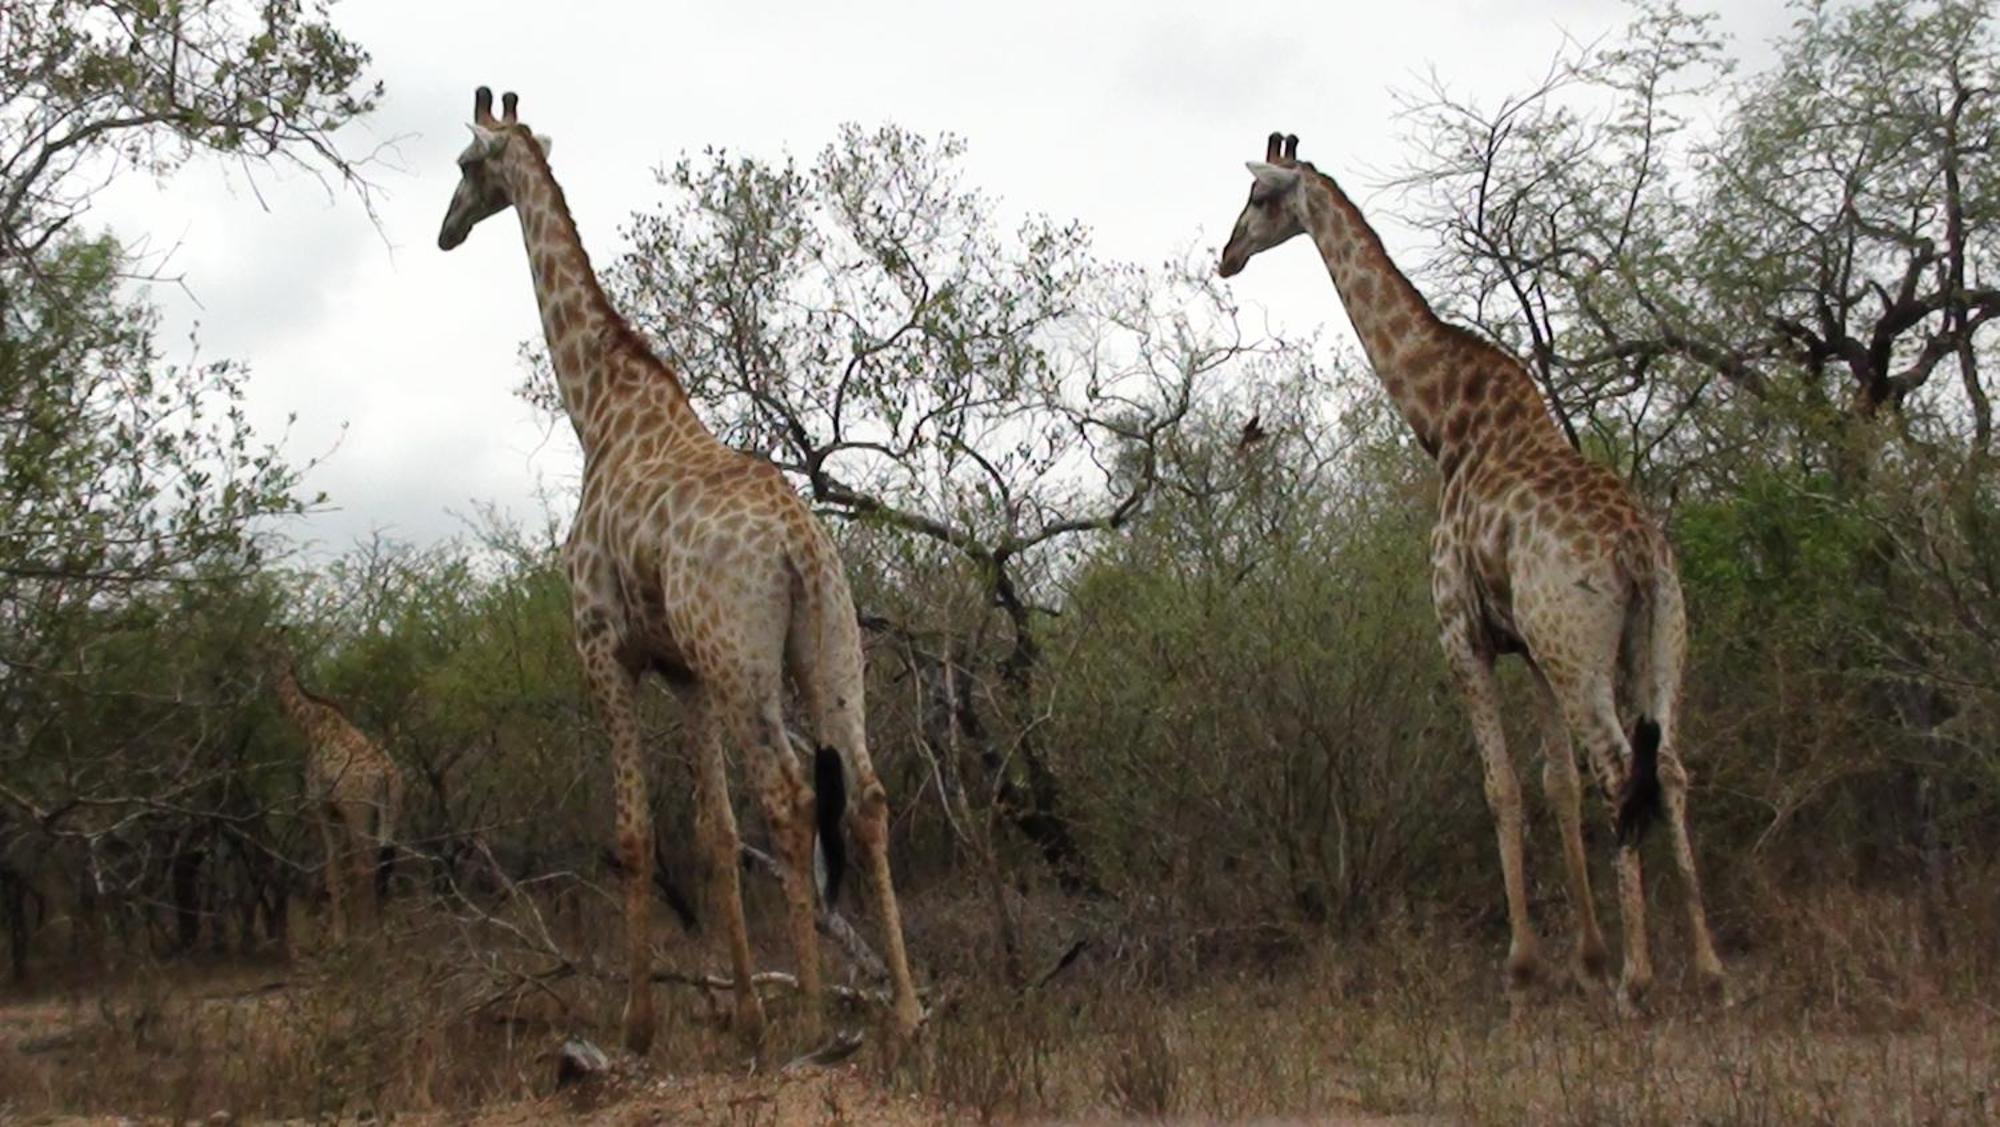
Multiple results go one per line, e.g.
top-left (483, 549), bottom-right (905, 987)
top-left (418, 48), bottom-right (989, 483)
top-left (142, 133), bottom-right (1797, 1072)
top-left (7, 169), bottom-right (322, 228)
top-left (814, 744), bottom-right (848, 907)
top-left (786, 526), bottom-right (851, 908)
top-left (1615, 528), bottom-right (1672, 845)
top-left (1618, 718), bottom-right (1663, 845)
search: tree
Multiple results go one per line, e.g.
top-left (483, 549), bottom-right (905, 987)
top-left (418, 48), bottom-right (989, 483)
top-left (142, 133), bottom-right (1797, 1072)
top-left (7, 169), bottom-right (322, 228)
top-left (0, 0), bottom-right (382, 970)
top-left (1393, 0), bottom-right (2000, 487)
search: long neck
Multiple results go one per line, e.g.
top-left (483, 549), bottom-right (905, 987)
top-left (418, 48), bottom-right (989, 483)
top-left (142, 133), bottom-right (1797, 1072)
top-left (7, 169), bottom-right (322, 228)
top-left (496, 139), bottom-right (708, 458)
top-left (274, 665), bottom-right (331, 735)
top-left (1297, 170), bottom-right (1454, 455)
top-left (1296, 169), bottom-right (1563, 470)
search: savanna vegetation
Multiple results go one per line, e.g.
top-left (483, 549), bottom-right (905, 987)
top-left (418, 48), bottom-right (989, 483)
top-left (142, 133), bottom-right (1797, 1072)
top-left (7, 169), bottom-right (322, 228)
top-left (2, 0), bottom-right (1998, 1122)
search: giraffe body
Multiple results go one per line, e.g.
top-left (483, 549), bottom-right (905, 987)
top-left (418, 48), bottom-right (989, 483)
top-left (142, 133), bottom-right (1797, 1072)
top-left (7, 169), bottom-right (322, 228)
top-left (1221, 133), bottom-right (1725, 1007)
top-left (437, 87), bottom-right (922, 1056)
top-left (272, 661), bottom-right (404, 942)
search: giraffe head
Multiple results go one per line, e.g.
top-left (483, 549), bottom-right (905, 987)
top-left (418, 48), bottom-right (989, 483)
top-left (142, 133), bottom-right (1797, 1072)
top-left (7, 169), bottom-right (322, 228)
top-left (1218, 131), bottom-right (1308, 278)
top-left (437, 86), bottom-right (553, 251)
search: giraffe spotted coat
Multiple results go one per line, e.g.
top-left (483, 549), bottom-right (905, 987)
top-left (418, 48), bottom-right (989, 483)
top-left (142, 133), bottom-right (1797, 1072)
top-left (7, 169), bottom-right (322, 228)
top-left (1221, 131), bottom-right (1726, 1009)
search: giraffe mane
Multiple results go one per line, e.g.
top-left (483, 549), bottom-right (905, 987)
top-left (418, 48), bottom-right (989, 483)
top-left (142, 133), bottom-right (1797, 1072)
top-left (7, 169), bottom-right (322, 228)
top-left (508, 124), bottom-right (688, 396)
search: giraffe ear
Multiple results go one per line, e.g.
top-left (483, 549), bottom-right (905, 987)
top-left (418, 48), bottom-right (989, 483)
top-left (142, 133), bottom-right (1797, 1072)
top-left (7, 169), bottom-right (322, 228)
top-left (466, 123), bottom-right (508, 158)
top-left (534, 134), bottom-right (554, 157)
top-left (1245, 161), bottom-right (1301, 193)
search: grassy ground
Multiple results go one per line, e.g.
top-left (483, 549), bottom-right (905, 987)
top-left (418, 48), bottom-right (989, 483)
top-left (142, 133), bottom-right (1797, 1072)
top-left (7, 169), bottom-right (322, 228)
top-left (1, 888), bottom-right (1994, 1124)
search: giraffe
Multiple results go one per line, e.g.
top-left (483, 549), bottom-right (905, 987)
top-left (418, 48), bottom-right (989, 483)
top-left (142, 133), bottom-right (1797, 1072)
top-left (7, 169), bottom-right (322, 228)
top-left (1219, 132), bottom-right (1726, 1009)
top-left (269, 648), bottom-right (405, 943)
top-left (435, 87), bottom-right (923, 1055)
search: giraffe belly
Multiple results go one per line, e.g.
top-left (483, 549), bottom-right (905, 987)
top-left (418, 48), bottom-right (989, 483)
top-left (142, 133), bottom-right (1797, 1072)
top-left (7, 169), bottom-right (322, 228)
top-left (621, 600), bottom-right (697, 685)
top-left (1469, 575), bottom-right (1528, 656)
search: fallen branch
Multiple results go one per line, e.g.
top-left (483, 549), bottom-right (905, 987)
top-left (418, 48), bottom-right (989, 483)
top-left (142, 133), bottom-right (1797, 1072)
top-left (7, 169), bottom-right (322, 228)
top-left (649, 966), bottom-right (888, 1010)
top-left (199, 978), bottom-right (290, 1002)
top-left (738, 843), bottom-right (889, 984)
top-left (784, 1028), bottom-right (866, 1071)
top-left (1031, 938), bottom-right (1088, 989)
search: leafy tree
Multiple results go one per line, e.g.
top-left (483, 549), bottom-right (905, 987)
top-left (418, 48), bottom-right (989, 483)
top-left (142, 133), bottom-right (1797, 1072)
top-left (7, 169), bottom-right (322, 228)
top-left (0, 0), bottom-right (381, 969)
top-left (1393, 0), bottom-right (1999, 485)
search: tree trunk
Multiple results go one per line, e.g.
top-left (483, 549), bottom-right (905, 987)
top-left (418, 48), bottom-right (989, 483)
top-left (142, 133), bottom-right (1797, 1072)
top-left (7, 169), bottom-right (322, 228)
top-left (987, 581), bottom-right (1100, 896)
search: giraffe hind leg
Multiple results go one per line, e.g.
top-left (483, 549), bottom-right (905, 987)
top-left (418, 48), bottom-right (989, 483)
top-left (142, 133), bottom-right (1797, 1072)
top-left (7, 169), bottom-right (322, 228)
top-left (1530, 665), bottom-right (1610, 988)
top-left (738, 698), bottom-right (826, 1045)
top-left (791, 572), bottom-right (923, 1042)
top-left (1441, 628), bottom-right (1541, 996)
top-left (1658, 739), bottom-right (1727, 998)
top-left (690, 690), bottom-right (765, 1050)
top-left (1558, 674), bottom-right (1655, 1012)
top-left (341, 802), bottom-right (377, 935)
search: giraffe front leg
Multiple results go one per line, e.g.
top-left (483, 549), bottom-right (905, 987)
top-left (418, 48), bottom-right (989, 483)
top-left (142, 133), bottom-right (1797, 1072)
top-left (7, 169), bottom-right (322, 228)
top-left (578, 639), bottom-right (657, 1055)
top-left (317, 811), bottom-right (348, 945)
top-left (342, 805), bottom-right (378, 937)
top-left (1442, 633), bottom-right (1540, 998)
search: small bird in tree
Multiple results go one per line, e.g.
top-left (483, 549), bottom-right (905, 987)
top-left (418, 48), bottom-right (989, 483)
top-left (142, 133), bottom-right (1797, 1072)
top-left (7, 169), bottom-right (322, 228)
top-left (1238, 412), bottom-right (1270, 450)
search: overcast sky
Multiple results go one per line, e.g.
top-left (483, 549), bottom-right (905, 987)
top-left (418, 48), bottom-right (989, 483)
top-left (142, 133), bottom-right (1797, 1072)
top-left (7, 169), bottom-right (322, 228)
top-left (92, 0), bottom-right (1797, 557)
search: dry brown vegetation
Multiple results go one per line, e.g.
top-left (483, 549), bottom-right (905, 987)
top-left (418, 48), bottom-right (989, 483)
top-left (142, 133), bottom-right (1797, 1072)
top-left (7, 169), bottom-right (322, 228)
top-left (2, 878), bottom-right (1995, 1125)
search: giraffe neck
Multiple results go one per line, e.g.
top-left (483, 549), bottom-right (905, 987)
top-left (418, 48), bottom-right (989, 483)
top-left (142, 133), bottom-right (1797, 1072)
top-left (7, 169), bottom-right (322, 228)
top-left (273, 665), bottom-right (327, 734)
top-left (1297, 169), bottom-right (1558, 467)
top-left (497, 137), bottom-right (709, 459)
top-left (1297, 171), bottom-right (1451, 451)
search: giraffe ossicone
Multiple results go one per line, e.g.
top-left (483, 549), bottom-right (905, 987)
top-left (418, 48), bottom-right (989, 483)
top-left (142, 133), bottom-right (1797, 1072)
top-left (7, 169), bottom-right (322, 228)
top-left (436, 85), bottom-right (924, 1057)
top-left (1219, 130), bottom-right (1727, 1010)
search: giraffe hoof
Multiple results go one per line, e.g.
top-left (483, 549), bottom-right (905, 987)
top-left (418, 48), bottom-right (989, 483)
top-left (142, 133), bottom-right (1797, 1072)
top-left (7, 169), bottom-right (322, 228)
top-left (624, 1023), bottom-right (656, 1063)
top-left (733, 996), bottom-right (767, 1046)
top-left (1571, 942), bottom-right (1612, 992)
top-left (1696, 965), bottom-right (1730, 1007)
top-left (892, 1005), bottom-right (923, 1044)
top-left (1615, 974), bottom-right (1653, 1019)
top-left (1503, 945), bottom-right (1541, 993)
top-left (622, 1005), bottom-right (656, 1057)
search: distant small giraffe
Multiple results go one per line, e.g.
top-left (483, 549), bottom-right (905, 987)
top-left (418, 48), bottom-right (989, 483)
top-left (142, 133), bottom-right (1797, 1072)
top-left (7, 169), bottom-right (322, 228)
top-left (270, 646), bottom-right (405, 942)
top-left (1219, 132), bottom-right (1725, 1009)
top-left (436, 87), bottom-right (922, 1055)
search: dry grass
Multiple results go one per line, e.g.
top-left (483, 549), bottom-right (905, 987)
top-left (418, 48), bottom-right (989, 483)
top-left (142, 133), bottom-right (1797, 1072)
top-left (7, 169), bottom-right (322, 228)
top-left (1, 885), bottom-right (1995, 1124)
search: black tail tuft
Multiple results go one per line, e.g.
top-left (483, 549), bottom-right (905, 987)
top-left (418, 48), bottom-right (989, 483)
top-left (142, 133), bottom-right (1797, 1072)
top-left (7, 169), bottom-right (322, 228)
top-left (1618, 717), bottom-right (1664, 846)
top-left (375, 843), bottom-right (396, 904)
top-left (814, 746), bottom-right (848, 907)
